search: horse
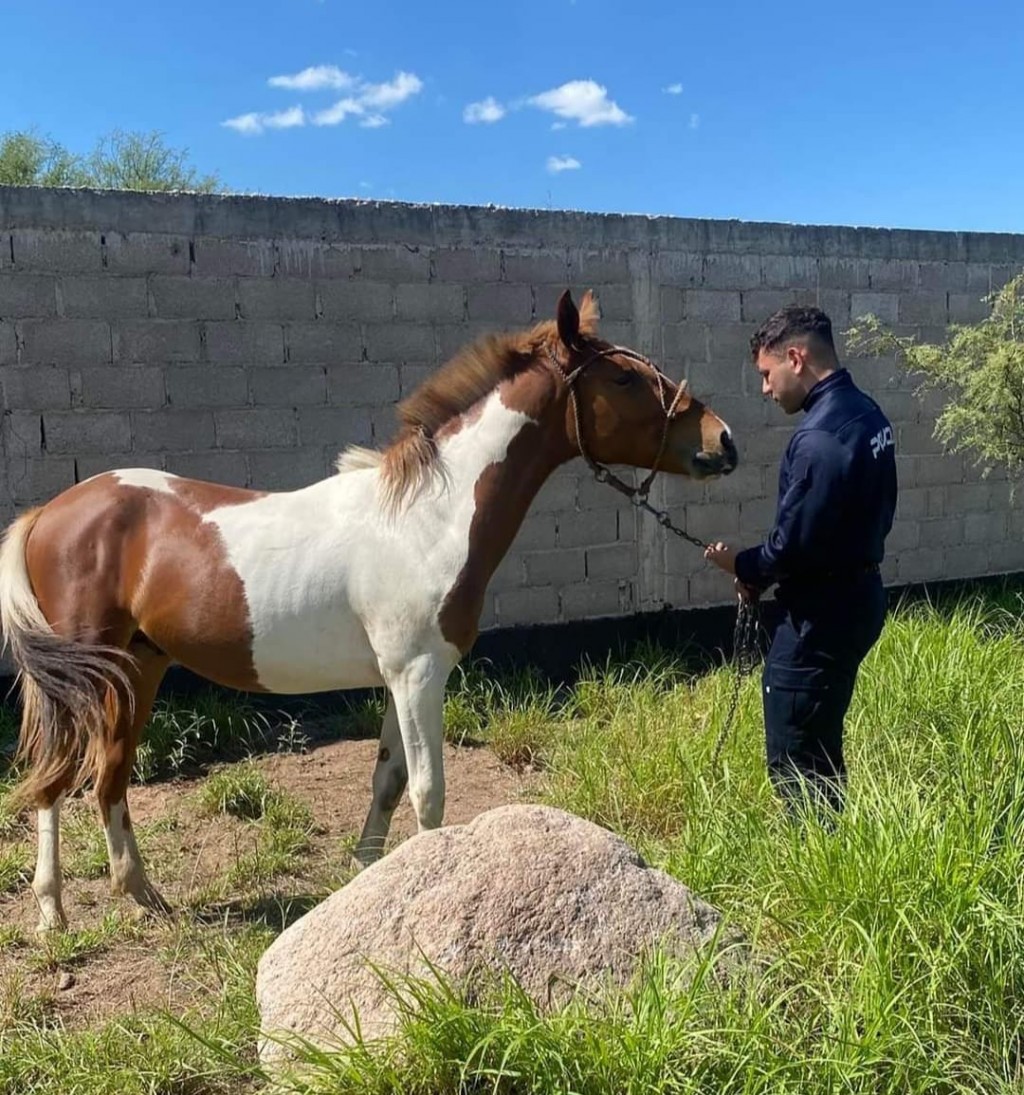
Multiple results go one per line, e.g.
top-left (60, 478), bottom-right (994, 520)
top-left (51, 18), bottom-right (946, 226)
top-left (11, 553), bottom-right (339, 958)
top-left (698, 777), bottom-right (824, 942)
top-left (0, 289), bottom-right (738, 932)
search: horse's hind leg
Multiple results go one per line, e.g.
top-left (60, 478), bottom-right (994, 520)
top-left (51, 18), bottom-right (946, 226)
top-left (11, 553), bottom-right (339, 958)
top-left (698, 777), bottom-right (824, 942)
top-left (354, 695), bottom-right (407, 866)
top-left (95, 642), bottom-right (171, 916)
top-left (31, 776), bottom-right (72, 932)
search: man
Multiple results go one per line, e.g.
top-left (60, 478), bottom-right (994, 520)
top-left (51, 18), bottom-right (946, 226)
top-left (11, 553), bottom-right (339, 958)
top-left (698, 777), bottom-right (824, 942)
top-left (704, 305), bottom-right (897, 813)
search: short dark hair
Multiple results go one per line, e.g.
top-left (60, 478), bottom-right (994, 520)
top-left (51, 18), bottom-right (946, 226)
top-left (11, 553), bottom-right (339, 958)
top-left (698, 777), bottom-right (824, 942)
top-left (749, 306), bottom-right (837, 362)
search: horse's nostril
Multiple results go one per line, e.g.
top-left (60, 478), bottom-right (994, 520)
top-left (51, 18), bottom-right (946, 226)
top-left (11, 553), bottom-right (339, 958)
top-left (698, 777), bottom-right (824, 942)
top-left (721, 430), bottom-right (736, 455)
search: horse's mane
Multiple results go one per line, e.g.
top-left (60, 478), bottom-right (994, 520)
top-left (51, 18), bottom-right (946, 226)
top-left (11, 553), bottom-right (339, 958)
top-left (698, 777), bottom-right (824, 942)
top-left (336, 294), bottom-right (600, 511)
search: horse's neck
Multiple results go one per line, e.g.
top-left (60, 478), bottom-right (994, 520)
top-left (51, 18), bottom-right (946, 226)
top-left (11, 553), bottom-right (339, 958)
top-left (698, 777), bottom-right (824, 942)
top-left (434, 368), bottom-right (569, 583)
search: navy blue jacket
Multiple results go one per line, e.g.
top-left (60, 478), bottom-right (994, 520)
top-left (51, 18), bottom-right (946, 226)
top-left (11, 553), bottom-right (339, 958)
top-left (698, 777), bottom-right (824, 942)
top-left (734, 369), bottom-right (897, 597)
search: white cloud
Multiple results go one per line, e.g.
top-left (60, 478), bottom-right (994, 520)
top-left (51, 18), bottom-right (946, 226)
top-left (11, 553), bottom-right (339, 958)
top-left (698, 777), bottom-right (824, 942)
top-left (529, 80), bottom-right (633, 127)
top-left (269, 65), bottom-right (354, 91)
top-left (227, 67), bottom-right (424, 134)
top-left (689, 112), bottom-right (700, 129)
top-left (359, 71), bottom-right (423, 110)
top-left (221, 106), bottom-right (305, 135)
top-left (463, 96), bottom-right (506, 124)
top-left (547, 155), bottom-right (581, 173)
top-left (312, 97), bottom-right (364, 126)
top-left (664, 82), bottom-right (684, 95)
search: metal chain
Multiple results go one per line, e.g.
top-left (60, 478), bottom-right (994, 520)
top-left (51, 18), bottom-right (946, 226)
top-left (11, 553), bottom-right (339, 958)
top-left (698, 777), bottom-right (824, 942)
top-left (550, 338), bottom-right (762, 767)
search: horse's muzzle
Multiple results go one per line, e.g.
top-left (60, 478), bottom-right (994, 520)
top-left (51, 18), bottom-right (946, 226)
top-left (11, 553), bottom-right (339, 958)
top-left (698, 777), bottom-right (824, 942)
top-left (693, 431), bottom-right (738, 476)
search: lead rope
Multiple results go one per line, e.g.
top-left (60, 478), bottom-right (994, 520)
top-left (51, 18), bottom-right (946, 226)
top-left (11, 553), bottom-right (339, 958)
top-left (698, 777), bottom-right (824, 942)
top-left (548, 341), bottom-right (762, 767)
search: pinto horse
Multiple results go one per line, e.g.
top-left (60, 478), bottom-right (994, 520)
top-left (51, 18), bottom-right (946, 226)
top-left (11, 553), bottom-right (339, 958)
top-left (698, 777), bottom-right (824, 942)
top-left (0, 289), bottom-right (737, 931)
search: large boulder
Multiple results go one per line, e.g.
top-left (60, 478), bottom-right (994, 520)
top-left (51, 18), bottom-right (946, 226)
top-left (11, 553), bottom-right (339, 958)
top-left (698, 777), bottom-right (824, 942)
top-left (256, 804), bottom-right (728, 1061)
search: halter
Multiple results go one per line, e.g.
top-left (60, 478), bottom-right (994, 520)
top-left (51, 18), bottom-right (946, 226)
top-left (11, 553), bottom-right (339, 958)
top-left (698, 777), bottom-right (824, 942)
top-left (545, 340), bottom-right (691, 508)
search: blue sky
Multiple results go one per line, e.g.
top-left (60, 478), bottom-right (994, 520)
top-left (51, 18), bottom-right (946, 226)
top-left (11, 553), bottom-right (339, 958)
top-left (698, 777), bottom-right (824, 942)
top-left (5, 0), bottom-right (1023, 233)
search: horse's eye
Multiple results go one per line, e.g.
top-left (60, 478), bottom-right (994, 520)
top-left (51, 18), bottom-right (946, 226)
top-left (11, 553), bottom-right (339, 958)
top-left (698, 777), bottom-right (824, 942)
top-left (613, 370), bottom-right (638, 387)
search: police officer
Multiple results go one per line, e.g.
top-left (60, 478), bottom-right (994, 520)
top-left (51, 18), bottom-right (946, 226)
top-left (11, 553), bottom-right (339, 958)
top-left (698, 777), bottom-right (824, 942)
top-left (704, 306), bottom-right (897, 813)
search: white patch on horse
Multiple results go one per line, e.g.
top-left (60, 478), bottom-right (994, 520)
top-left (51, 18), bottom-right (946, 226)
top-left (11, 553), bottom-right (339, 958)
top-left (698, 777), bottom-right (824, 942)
top-left (203, 392), bottom-right (534, 694)
top-left (32, 796), bottom-right (66, 931)
top-left (112, 469), bottom-right (181, 496)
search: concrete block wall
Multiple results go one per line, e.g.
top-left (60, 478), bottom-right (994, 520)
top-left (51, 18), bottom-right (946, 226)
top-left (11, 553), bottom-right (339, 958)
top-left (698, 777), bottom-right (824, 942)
top-left (1, 186), bottom-right (1023, 635)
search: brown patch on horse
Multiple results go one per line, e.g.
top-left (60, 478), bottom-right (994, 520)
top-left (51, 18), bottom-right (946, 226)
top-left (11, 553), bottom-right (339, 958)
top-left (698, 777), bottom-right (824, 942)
top-left (438, 368), bottom-right (570, 653)
top-left (375, 292), bottom-right (601, 512)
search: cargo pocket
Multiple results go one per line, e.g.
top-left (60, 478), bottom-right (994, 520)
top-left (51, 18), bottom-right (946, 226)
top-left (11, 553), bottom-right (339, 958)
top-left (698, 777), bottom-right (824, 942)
top-left (762, 663), bottom-right (833, 767)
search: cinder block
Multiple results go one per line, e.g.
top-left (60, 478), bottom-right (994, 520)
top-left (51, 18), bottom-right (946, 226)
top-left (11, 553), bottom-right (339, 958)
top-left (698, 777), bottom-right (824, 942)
top-left (18, 319), bottom-right (112, 365)
top-left (701, 253), bottom-right (762, 290)
top-left (357, 245), bottom-right (431, 282)
top-left (738, 496), bottom-right (776, 536)
top-left (60, 276), bottom-right (149, 318)
top-left (2, 364), bottom-right (70, 409)
top-left (192, 238), bottom-right (277, 276)
top-left (560, 579), bottom-right (633, 619)
top-left (964, 264), bottom-right (991, 293)
top-left (164, 450), bottom-right (248, 487)
top-left (1, 412), bottom-right (43, 458)
top-left (0, 274), bottom-right (57, 317)
top-left (899, 291), bottom-right (948, 325)
top-left (660, 287), bottom-right (685, 323)
top-left (205, 321), bottom-right (284, 366)
top-left (681, 501), bottom-right (740, 541)
top-left (277, 240), bottom-right (356, 279)
top-left (249, 366), bottom-right (327, 407)
top-left (687, 358), bottom-right (743, 396)
top-left (741, 289), bottom-right (811, 323)
top-left (166, 366), bottom-right (248, 408)
top-left (237, 278), bottom-right (314, 321)
top-left (249, 447), bottom-right (329, 490)
top-left (656, 251), bottom-right (703, 287)
top-left (885, 520), bottom-right (921, 553)
top-left (586, 542), bottom-right (637, 580)
top-left (71, 366), bottom-right (164, 409)
top-left (115, 320), bottom-right (200, 364)
top-left (850, 292), bottom-right (899, 324)
top-left (151, 276), bottom-right (236, 320)
top-left (707, 323), bottom-right (754, 366)
top-left (215, 408), bottom-right (296, 449)
top-left (569, 249), bottom-right (630, 284)
top-left (319, 280), bottom-right (396, 322)
top-left (964, 511), bottom-right (1007, 544)
top-left (557, 509), bottom-right (618, 548)
top-left (532, 471), bottom-right (578, 512)
top-left (918, 516), bottom-right (963, 546)
top-left (941, 544), bottom-right (991, 578)
top-left (510, 514), bottom-right (558, 551)
top-left (684, 290), bottom-right (741, 323)
top-left (104, 233), bottom-right (190, 275)
top-left (363, 323), bottom-right (436, 364)
top-left (896, 546), bottom-right (944, 583)
top-left (488, 555), bottom-right (523, 594)
top-left (989, 541), bottom-right (1024, 574)
top-left (395, 283), bottom-right (464, 323)
top-left (133, 409), bottom-right (215, 451)
top-left (816, 258), bottom-right (870, 289)
top-left (436, 322), bottom-right (493, 362)
top-left (467, 283), bottom-right (533, 323)
top-left (297, 406), bottom-right (374, 448)
top-left (399, 363), bottom-right (435, 397)
top-left (817, 289), bottom-right (852, 327)
top-left (327, 364), bottom-right (400, 405)
top-left (866, 260), bottom-right (918, 291)
top-left (0, 320), bottom-right (15, 365)
top-left (432, 248), bottom-right (502, 283)
top-left (686, 568), bottom-right (735, 608)
top-left (917, 262), bottom-right (967, 292)
top-left (10, 229), bottom-right (103, 273)
top-left (898, 422), bottom-right (943, 455)
top-left (523, 548), bottom-right (586, 585)
top-left (762, 254), bottom-right (820, 288)
top-left (5, 456), bottom-right (76, 503)
top-left (287, 323), bottom-right (362, 364)
top-left (948, 293), bottom-right (990, 324)
top-left (42, 411), bottom-right (131, 454)
top-left (502, 249), bottom-right (569, 285)
top-left (495, 585), bottom-right (559, 626)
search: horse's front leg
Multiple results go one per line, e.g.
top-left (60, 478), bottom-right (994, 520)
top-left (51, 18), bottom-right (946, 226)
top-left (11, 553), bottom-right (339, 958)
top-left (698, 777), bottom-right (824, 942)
top-left (383, 654), bottom-right (450, 834)
top-left (353, 694), bottom-right (407, 867)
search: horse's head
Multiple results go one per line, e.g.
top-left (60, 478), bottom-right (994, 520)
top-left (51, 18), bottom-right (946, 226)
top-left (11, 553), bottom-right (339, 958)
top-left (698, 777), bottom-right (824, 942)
top-left (553, 290), bottom-right (737, 480)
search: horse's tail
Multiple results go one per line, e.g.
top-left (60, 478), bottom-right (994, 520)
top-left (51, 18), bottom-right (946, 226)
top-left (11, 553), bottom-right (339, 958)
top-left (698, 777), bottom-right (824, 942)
top-left (0, 508), bottom-right (134, 806)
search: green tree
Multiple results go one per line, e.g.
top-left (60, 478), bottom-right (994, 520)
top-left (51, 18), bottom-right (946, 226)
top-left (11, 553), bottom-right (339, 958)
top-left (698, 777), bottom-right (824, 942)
top-left (0, 128), bottom-right (220, 192)
top-left (847, 273), bottom-right (1024, 476)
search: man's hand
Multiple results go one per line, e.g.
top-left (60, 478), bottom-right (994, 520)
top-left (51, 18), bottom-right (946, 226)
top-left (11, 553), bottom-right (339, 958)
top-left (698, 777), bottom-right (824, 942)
top-left (703, 541), bottom-right (737, 575)
top-left (734, 578), bottom-right (760, 603)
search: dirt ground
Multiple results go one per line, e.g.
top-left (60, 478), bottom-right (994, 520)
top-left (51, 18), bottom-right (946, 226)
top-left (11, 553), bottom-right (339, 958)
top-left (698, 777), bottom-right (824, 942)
top-left (0, 733), bottom-right (539, 1030)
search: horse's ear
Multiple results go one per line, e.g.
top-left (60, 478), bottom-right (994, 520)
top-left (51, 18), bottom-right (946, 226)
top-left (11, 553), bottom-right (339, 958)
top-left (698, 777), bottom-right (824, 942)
top-left (578, 289), bottom-right (601, 336)
top-left (557, 290), bottom-right (580, 349)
